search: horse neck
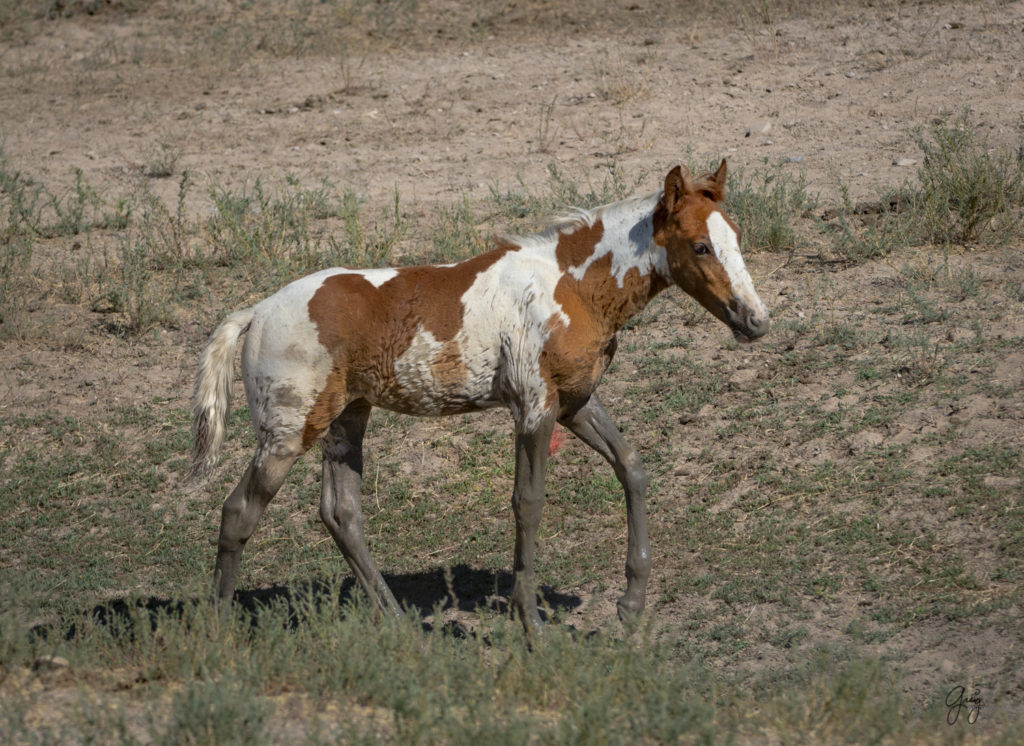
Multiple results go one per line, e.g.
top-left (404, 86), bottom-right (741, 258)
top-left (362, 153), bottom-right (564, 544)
top-left (554, 193), bottom-right (669, 333)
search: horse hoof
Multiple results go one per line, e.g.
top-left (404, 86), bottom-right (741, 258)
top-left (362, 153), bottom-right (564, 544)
top-left (616, 598), bottom-right (643, 632)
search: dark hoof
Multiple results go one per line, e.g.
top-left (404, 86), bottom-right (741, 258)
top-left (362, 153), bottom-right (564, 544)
top-left (616, 598), bottom-right (643, 633)
top-left (517, 612), bottom-right (545, 649)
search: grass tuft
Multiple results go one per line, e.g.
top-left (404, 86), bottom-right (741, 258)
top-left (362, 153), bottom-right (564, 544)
top-left (725, 159), bottom-right (815, 252)
top-left (913, 111), bottom-right (1024, 245)
top-left (160, 676), bottom-right (274, 746)
top-left (830, 111), bottom-right (1024, 261)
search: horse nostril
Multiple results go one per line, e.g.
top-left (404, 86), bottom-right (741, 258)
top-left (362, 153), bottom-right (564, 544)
top-left (747, 315), bottom-right (770, 337)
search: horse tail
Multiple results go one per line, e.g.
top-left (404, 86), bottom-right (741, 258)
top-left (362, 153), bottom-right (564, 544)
top-left (189, 307), bottom-right (256, 480)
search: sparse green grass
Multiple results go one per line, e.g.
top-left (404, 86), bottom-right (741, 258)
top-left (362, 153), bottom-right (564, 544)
top-left (426, 196), bottom-right (486, 263)
top-left (488, 162), bottom-right (645, 233)
top-left (828, 112), bottom-right (1024, 261)
top-left (913, 111), bottom-right (1024, 245)
top-left (725, 159), bottom-right (816, 252)
top-left (829, 183), bottom-right (923, 262)
top-left (0, 585), bottom-right (992, 744)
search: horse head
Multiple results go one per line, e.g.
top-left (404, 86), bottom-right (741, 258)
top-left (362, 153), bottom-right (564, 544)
top-left (654, 160), bottom-right (770, 341)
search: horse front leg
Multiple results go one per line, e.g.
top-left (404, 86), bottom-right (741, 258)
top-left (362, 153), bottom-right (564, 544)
top-left (319, 401), bottom-right (402, 618)
top-left (560, 395), bottom-right (651, 627)
top-left (510, 413), bottom-right (556, 639)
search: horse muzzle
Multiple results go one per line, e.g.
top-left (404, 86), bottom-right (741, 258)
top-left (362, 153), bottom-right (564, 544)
top-left (725, 301), bottom-right (770, 342)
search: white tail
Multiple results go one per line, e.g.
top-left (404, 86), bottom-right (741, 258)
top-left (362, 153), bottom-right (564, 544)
top-left (189, 308), bottom-right (255, 479)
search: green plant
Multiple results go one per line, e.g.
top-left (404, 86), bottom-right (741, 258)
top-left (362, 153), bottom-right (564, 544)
top-left (944, 263), bottom-right (984, 300)
top-left (0, 231), bottom-right (34, 340)
top-left (144, 142), bottom-right (181, 179)
top-left (592, 47), bottom-right (655, 104)
top-left (829, 184), bottom-right (922, 262)
top-left (725, 159), bottom-right (814, 252)
top-left (136, 171), bottom-right (197, 271)
top-left (159, 677), bottom-right (274, 746)
top-left (0, 145), bottom-right (47, 236)
top-left (326, 186), bottom-right (406, 268)
top-left (48, 168), bottom-right (98, 237)
top-left (488, 162), bottom-right (644, 234)
top-left (913, 111), bottom-right (1024, 245)
top-left (427, 196), bottom-right (485, 263)
top-left (0, 147), bottom-right (40, 339)
top-left (103, 234), bottom-right (177, 335)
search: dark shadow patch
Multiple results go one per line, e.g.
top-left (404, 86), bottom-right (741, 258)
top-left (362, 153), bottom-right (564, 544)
top-left (29, 564), bottom-right (581, 643)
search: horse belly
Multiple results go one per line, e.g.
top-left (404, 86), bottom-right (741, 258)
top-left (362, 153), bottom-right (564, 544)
top-left (376, 328), bottom-right (500, 415)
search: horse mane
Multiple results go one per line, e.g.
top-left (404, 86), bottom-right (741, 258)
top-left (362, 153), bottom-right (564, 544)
top-left (688, 171), bottom-right (726, 203)
top-left (501, 191), bottom-right (661, 251)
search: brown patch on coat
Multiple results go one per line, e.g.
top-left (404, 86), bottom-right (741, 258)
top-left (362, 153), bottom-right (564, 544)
top-left (544, 252), bottom-right (666, 408)
top-left (301, 247), bottom-right (512, 446)
top-left (301, 274), bottom-right (378, 447)
top-left (555, 219), bottom-right (604, 272)
top-left (380, 249), bottom-right (510, 342)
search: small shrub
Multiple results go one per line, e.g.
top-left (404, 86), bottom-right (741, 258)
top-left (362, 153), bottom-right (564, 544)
top-left (829, 184), bottom-right (922, 262)
top-left (48, 168), bottom-right (98, 237)
top-left (325, 187), bottom-right (405, 268)
top-left (158, 677), bottom-right (273, 746)
top-left (913, 111), bottom-right (1024, 245)
top-left (0, 147), bottom-right (47, 237)
top-left (207, 178), bottom-right (402, 278)
top-left (427, 197), bottom-right (485, 263)
top-left (0, 232), bottom-right (34, 340)
top-left (593, 47), bottom-right (654, 104)
top-left (144, 143), bottom-right (181, 179)
top-left (102, 235), bottom-right (177, 335)
top-left (545, 161), bottom-right (642, 212)
top-left (725, 160), bottom-right (815, 252)
top-left (140, 172), bottom-right (198, 271)
top-left (945, 263), bottom-right (984, 300)
top-left (488, 163), bottom-right (644, 233)
top-left (0, 148), bottom-right (39, 339)
top-left (206, 178), bottom-right (320, 280)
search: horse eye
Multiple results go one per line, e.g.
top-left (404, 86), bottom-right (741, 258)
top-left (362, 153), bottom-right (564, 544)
top-left (693, 242), bottom-right (711, 256)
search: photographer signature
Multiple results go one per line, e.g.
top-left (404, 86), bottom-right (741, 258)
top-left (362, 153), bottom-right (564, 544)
top-left (946, 685), bottom-right (982, 725)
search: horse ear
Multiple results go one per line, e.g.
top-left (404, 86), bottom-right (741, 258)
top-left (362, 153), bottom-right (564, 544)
top-left (663, 165), bottom-right (686, 212)
top-left (704, 159), bottom-right (727, 202)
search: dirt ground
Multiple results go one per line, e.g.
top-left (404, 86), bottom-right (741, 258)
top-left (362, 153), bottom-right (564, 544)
top-left (2, 0), bottom-right (1023, 737)
top-left (2, 0), bottom-right (1020, 456)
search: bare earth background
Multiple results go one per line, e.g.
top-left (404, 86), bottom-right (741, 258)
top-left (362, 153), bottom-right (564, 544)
top-left (1, 0), bottom-right (1023, 741)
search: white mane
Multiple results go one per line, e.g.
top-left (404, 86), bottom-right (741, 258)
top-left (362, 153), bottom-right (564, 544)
top-left (502, 190), bottom-right (662, 254)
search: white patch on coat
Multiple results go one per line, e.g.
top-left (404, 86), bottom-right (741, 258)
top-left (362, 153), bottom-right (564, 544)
top-left (565, 194), bottom-right (663, 287)
top-left (241, 272), bottom-right (337, 455)
top-left (456, 242), bottom-right (571, 430)
top-left (353, 268), bottom-right (397, 287)
top-left (459, 193), bottom-right (666, 431)
top-left (370, 243), bottom-right (573, 427)
top-left (390, 326), bottom-right (448, 413)
top-left (705, 211), bottom-right (768, 319)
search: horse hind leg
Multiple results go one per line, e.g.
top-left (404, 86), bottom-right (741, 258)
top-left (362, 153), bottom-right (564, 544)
top-left (214, 441), bottom-right (302, 601)
top-left (318, 400), bottom-right (402, 618)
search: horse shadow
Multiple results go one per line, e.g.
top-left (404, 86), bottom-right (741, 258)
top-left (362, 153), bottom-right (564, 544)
top-left (33, 565), bottom-right (582, 644)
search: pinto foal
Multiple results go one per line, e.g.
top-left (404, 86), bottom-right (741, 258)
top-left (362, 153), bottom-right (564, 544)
top-left (191, 162), bottom-right (769, 635)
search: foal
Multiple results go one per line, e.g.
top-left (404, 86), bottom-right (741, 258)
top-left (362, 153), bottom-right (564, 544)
top-left (191, 161), bottom-right (769, 634)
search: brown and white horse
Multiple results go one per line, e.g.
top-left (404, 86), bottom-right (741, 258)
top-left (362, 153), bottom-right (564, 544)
top-left (191, 161), bottom-right (769, 635)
